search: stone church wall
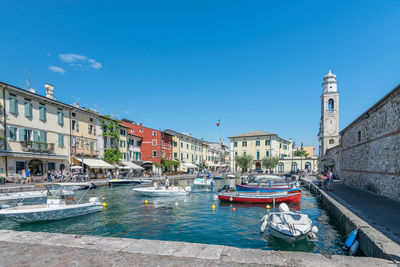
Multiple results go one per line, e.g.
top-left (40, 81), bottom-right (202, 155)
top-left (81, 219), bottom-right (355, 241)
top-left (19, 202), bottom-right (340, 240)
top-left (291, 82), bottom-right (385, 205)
top-left (321, 145), bottom-right (341, 177)
top-left (339, 86), bottom-right (400, 200)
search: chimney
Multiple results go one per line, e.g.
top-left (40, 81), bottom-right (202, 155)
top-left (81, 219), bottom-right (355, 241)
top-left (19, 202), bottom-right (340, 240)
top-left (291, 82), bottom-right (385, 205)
top-left (45, 83), bottom-right (54, 99)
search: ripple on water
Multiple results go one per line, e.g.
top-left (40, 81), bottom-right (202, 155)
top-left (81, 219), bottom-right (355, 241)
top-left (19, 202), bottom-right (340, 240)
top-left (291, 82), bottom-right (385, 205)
top-left (0, 180), bottom-right (346, 254)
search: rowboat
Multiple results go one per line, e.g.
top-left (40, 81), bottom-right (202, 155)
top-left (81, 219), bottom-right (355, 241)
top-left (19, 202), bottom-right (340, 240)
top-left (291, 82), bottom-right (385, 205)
top-left (235, 184), bottom-right (301, 193)
top-left (260, 203), bottom-right (317, 243)
top-left (133, 186), bottom-right (191, 197)
top-left (0, 185), bottom-right (103, 223)
top-left (218, 191), bottom-right (301, 203)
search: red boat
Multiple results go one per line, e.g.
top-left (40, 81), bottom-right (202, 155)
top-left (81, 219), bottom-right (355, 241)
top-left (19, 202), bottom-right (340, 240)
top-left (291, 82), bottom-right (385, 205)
top-left (218, 191), bottom-right (301, 203)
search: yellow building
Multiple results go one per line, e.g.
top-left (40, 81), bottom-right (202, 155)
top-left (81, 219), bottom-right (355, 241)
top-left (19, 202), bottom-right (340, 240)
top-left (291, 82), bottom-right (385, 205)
top-left (0, 82), bottom-right (71, 178)
top-left (119, 124), bottom-right (129, 161)
top-left (204, 141), bottom-right (229, 169)
top-left (296, 146), bottom-right (315, 157)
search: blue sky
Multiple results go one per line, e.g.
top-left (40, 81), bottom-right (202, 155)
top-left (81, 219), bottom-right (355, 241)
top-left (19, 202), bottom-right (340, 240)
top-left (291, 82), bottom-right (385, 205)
top-left (1, 0), bottom-right (400, 152)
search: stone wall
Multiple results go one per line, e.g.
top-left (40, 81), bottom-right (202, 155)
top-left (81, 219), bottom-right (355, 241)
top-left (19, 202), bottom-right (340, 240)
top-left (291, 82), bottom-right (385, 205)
top-left (321, 145), bottom-right (341, 177)
top-left (339, 86), bottom-right (400, 200)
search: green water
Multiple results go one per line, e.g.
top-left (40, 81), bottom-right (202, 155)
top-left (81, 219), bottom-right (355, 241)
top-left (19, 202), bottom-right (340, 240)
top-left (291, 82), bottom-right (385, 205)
top-left (0, 179), bottom-right (346, 254)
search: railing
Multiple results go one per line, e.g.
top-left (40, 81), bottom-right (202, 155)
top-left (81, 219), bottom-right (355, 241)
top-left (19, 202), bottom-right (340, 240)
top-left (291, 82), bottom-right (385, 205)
top-left (71, 147), bottom-right (100, 156)
top-left (21, 141), bottom-right (55, 153)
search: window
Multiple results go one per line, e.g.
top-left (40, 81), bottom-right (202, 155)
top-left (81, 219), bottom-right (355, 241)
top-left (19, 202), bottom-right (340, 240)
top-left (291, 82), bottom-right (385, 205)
top-left (8, 127), bottom-right (17, 141)
top-left (162, 151), bottom-right (165, 158)
top-left (16, 161), bottom-right (25, 174)
top-left (120, 129), bottom-right (126, 136)
top-left (90, 118), bottom-right (93, 122)
top-left (243, 151), bottom-right (246, 156)
top-left (180, 142), bottom-right (183, 148)
top-left (186, 153), bottom-right (189, 159)
top-left (152, 150), bottom-right (157, 157)
top-left (123, 153), bottom-right (126, 159)
top-left (329, 139), bottom-right (334, 144)
top-left (256, 151), bottom-right (260, 160)
top-left (9, 97), bottom-right (18, 115)
top-left (280, 143), bottom-right (282, 148)
top-left (266, 151), bottom-right (270, 157)
top-left (328, 99), bottom-right (334, 111)
top-left (152, 131), bottom-right (157, 136)
top-left (88, 125), bottom-right (93, 135)
top-left (358, 131), bottom-right (361, 142)
top-left (256, 140), bottom-right (260, 146)
top-left (152, 139), bottom-right (157, 146)
top-left (39, 131), bottom-right (47, 143)
top-left (120, 140), bottom-right (126, 148)
top-left (242, 141), bottom-right (247, 147)
top-left (139, 129), bottom-right (143, 132)
top-left (57, 111), bottom-right (64, 126)
top-left (173, 141), bottom-right (177, 147)
top-left (180, 153), bottom-right (183, 160)
top-left (39, 105), bottom-right (46, 121)
top-left (235, 152), bottom-right (238, 155)
top-left (47, 162), bottom-right (56, 171)
top-left (23, 129), bottom-right (32, 141)
top-left (72, 120), bottom-right (79, 132)
top-left (186, 144), bottom-right (189, 149)
top-left (265, 140), bottom-right (270, 146)
top-left (174, 152), bottom-right (177, 159)
top-left (137, 140), bottom-right (141, 146)
top-left (72, 112), bottom-right (76, 117)
top-left (162, 140), bottom-right (165, 146)
top-left (58, 134), bottom-right (64, 147)
top-left (24, 102), bottom-right (32, 118)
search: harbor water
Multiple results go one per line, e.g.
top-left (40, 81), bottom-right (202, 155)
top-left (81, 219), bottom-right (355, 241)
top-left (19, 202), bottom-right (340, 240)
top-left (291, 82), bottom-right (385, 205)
top-left (0, 178), bottom-right (346, 255)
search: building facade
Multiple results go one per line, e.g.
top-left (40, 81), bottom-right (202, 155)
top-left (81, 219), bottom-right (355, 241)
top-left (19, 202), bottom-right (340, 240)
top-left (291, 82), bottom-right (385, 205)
top-left (205, 140), bottom-right (230, 169)
top-left (127, 132), bottom-right (142, 162)
top-left (120, 119), bottom-right (172, 165)
top-left (0, 82), bottom-right (71, 177)
top-left (318, 70), bottom-right (340, 170)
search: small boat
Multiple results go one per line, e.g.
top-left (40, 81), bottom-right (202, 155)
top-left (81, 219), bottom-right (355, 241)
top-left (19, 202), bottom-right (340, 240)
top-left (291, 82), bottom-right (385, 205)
top-left (218, 191), bottom-right (301, 203)
top-left (0, 191), bottom-right (47, 205)
top-left (108, 177), bottom-right (141, 186)
top-left (133, 186), bottom-right (191, 197)
top-left (0, 185), bottom-right (103, 223)
top-left (37, 182), bottom-right (96, 191)
top-left (260, 203), bottom-right (317, 243)
top-left (227, 174), bottom-right (235, 179)
top-left (193, 173), bottom-right (214, 187)
top-left (138, 178), bottom-right (154, 184)
top-left (235, 184), bottom-right (301, 193)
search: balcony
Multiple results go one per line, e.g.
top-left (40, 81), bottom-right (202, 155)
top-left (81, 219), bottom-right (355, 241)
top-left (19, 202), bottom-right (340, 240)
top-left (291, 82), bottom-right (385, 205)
top-left (21, 141), bottom-right (55, 153)
top-left (71, 147), bottom-right (100, 157)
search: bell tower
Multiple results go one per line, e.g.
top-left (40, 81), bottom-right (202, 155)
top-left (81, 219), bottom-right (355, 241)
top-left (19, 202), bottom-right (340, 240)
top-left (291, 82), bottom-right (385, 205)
top-left (318, 70), bottom-right (340, 169)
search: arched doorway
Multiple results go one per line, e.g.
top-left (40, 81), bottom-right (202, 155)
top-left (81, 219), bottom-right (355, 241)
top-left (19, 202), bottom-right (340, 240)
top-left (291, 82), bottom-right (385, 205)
top-left (278, 162), bottom-right (284, 172)
top-left (28, 159), bottom-right (43, 176)
top-left (255, 162), bottom-right (261, 169)
top-left (305, 162), bottom-right (312, 171)
top-left (291, 162), bottom-right (298, 172)
top-left (60, 163), bottom-right (65, 171)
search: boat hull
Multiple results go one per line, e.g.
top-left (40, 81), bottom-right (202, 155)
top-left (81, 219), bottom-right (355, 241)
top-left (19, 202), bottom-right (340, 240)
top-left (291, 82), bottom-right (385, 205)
top-left (235, 184), bottom-right (300, 193)
top-left (218, 192), bottom-right (301, 203)
top-left (109, 179), bottom-right (141, 186)
top-left (133, 187), bottom-right (188, 197)
top-left (268, 225), bottom-right (309, 243)
top-left (0, 202), bottom-right (103, 223)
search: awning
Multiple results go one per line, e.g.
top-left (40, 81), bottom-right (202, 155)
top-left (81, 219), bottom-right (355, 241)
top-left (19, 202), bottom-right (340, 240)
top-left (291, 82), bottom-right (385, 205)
top-left (74, 157), bottom-right (114, 169)
top-left (183, 162), bottom-right (197, 169)
top-left (121, 161), bottom-right (144, 170)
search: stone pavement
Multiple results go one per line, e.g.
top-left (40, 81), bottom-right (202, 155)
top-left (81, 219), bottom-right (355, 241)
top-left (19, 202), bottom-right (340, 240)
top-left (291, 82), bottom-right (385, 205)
top-left (0, 230), bottom-right (395, 267)
top-left (306, 176), bottom-right (400, 245)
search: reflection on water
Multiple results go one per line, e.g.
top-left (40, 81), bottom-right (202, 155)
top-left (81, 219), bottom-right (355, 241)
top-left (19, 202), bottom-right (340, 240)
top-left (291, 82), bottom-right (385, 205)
top-left (0, 179), bottom-right (345, 254)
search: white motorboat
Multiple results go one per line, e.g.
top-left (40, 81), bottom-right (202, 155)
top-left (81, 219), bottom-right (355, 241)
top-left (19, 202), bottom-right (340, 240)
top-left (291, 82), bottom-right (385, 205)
top-left (132, 186), bottom-right (191, 197)
top-left (0, 191), bottom-right (47, 205)
top-left (37, 182), bottom-right (96, 191)
top-left (138, 178), bottom-right (153, 184)
top-left (0, 186), bottom-right (103, 223)
top-left (260, 203), bottom-right (318, 243)
top-left (193, 173), bottom-right (214, 187)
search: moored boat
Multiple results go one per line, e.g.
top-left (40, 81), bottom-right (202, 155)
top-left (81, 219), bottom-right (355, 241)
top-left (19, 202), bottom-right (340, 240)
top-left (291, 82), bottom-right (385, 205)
top-left (109, 178), bottom-right (141, 186)
top-left (0, 191), bottom-right (47, 205)
top-left (235, 183), bottom-right (301, 193)
top-left (218, 191), bottom-right (301, 203)
top-left (133, 186), bottom-right (191, 197)
top-left (260, 203), bottom-right (318, 243)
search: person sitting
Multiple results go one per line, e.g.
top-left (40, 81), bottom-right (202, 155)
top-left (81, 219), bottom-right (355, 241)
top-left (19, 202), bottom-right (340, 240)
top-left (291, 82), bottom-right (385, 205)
top-left (153, 180), bottom-right (160, 190)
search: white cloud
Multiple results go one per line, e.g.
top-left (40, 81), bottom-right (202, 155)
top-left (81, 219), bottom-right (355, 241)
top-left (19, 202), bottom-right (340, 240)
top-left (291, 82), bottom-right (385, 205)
top-left (48, 66), bottom-right (65, 74)
top-left (58, 53), bottom-right (102, 70)
top-left (88, 59), bottom-right (102, 69)
top-left (59, 53), bottom-right (87, 63)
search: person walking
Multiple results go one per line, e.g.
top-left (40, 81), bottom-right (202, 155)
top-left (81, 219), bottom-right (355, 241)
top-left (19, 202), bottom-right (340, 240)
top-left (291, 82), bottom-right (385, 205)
top-left (26, 169), bottom-right (31, 184)
top-left (21, 169), bottom-right (27, 184)
top-left (165, 176), bottom-right (169, 190)
top-left (328, 171), bottom-right (334, 191)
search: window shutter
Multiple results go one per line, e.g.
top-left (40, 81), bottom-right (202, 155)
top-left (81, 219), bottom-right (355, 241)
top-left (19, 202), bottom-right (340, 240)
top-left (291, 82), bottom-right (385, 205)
top-left (39, 131), bottom-right (47, 142)
top-left (9, 127), bottom-right (16, 141)
top-left (58, 134), bottom-right (64, 147)
top-left (24, 102), bottom-right (32, 117)
top-left (90, 141), bottom-right (94, 150)
top-left (58, 112), bottom-right (64, 126)
top-left (18, 128), bottom-right (25, 141)
top-left (76, 120), bottom-right (79, 132)
top-left (10, 98), bottom-right (18, 114)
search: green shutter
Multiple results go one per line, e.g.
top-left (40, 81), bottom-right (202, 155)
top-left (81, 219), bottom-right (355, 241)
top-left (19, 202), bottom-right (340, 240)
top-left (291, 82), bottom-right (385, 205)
top-left (39, 131), bottom-right (47, 142)
top-left (18, 128), bottom-right (25, 141)
top-left (90, 141), bottom-right (94, 150)
top-left (9, 97), bottom-right (18, 115)
top-left (39, 106), bottom-right (46, 121)
top-left (57, 111), bottom-right (64, 126)
top-left (33, 130), bottom-right (39, 149)
top-left (9, 127), bottom-right (16, 141)
top-left (58, 134), bottom-right (64, 147)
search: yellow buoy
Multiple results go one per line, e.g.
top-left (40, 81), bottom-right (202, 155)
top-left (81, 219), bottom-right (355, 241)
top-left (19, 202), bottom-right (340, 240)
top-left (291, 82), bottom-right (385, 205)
top-left (103, 202), bottom-right (107, 208)
top-left (211, 203), bottom-right (216, 210)
top-left (144, 200), bottom-right (149, 204)
top-left (266, 205), bottom-right (270, 209)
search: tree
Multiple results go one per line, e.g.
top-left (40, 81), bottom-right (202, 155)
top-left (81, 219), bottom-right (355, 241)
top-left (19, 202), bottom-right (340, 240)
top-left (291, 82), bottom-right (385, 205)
top-left (295, 150), bottom-right (309, 157)
top-left (235, 155), bottom-right (253, 172)
top-left (102, 148), bottom-right (122, 164)
top-left (261, 157), bottom-right (279, 173)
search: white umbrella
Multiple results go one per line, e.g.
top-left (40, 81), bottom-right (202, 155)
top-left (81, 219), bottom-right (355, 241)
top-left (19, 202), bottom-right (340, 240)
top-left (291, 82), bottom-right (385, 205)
top-left (71, 166), bottom-right (83, 170)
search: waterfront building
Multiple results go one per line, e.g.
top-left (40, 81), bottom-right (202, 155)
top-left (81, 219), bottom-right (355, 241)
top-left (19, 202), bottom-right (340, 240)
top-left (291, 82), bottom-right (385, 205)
top-left (318, 70), bottom-right (340, 170)
top-left (0, 82), bottom-right (71, 177)
top-left (324, 83), bottom-right (400, 200)
top-left (120, 119), bottom-right (172, 169)
top-left (119, 124), bottom-right (129, 161)
top-left (163, 129), bottom-right (204, 171)
top-left (205, 140), bottom-right (230, 169)
top-left (127, 131), bottom-right (142, 163)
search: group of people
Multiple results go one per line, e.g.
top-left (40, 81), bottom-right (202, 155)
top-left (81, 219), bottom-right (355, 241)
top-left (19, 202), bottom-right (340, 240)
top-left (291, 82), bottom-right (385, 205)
top-left (20, 169), bottom-right (32, 184)
top-left (319, 170), bottom-right (334, 191)
top-left (152, 177), bottom-right (169, 190)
